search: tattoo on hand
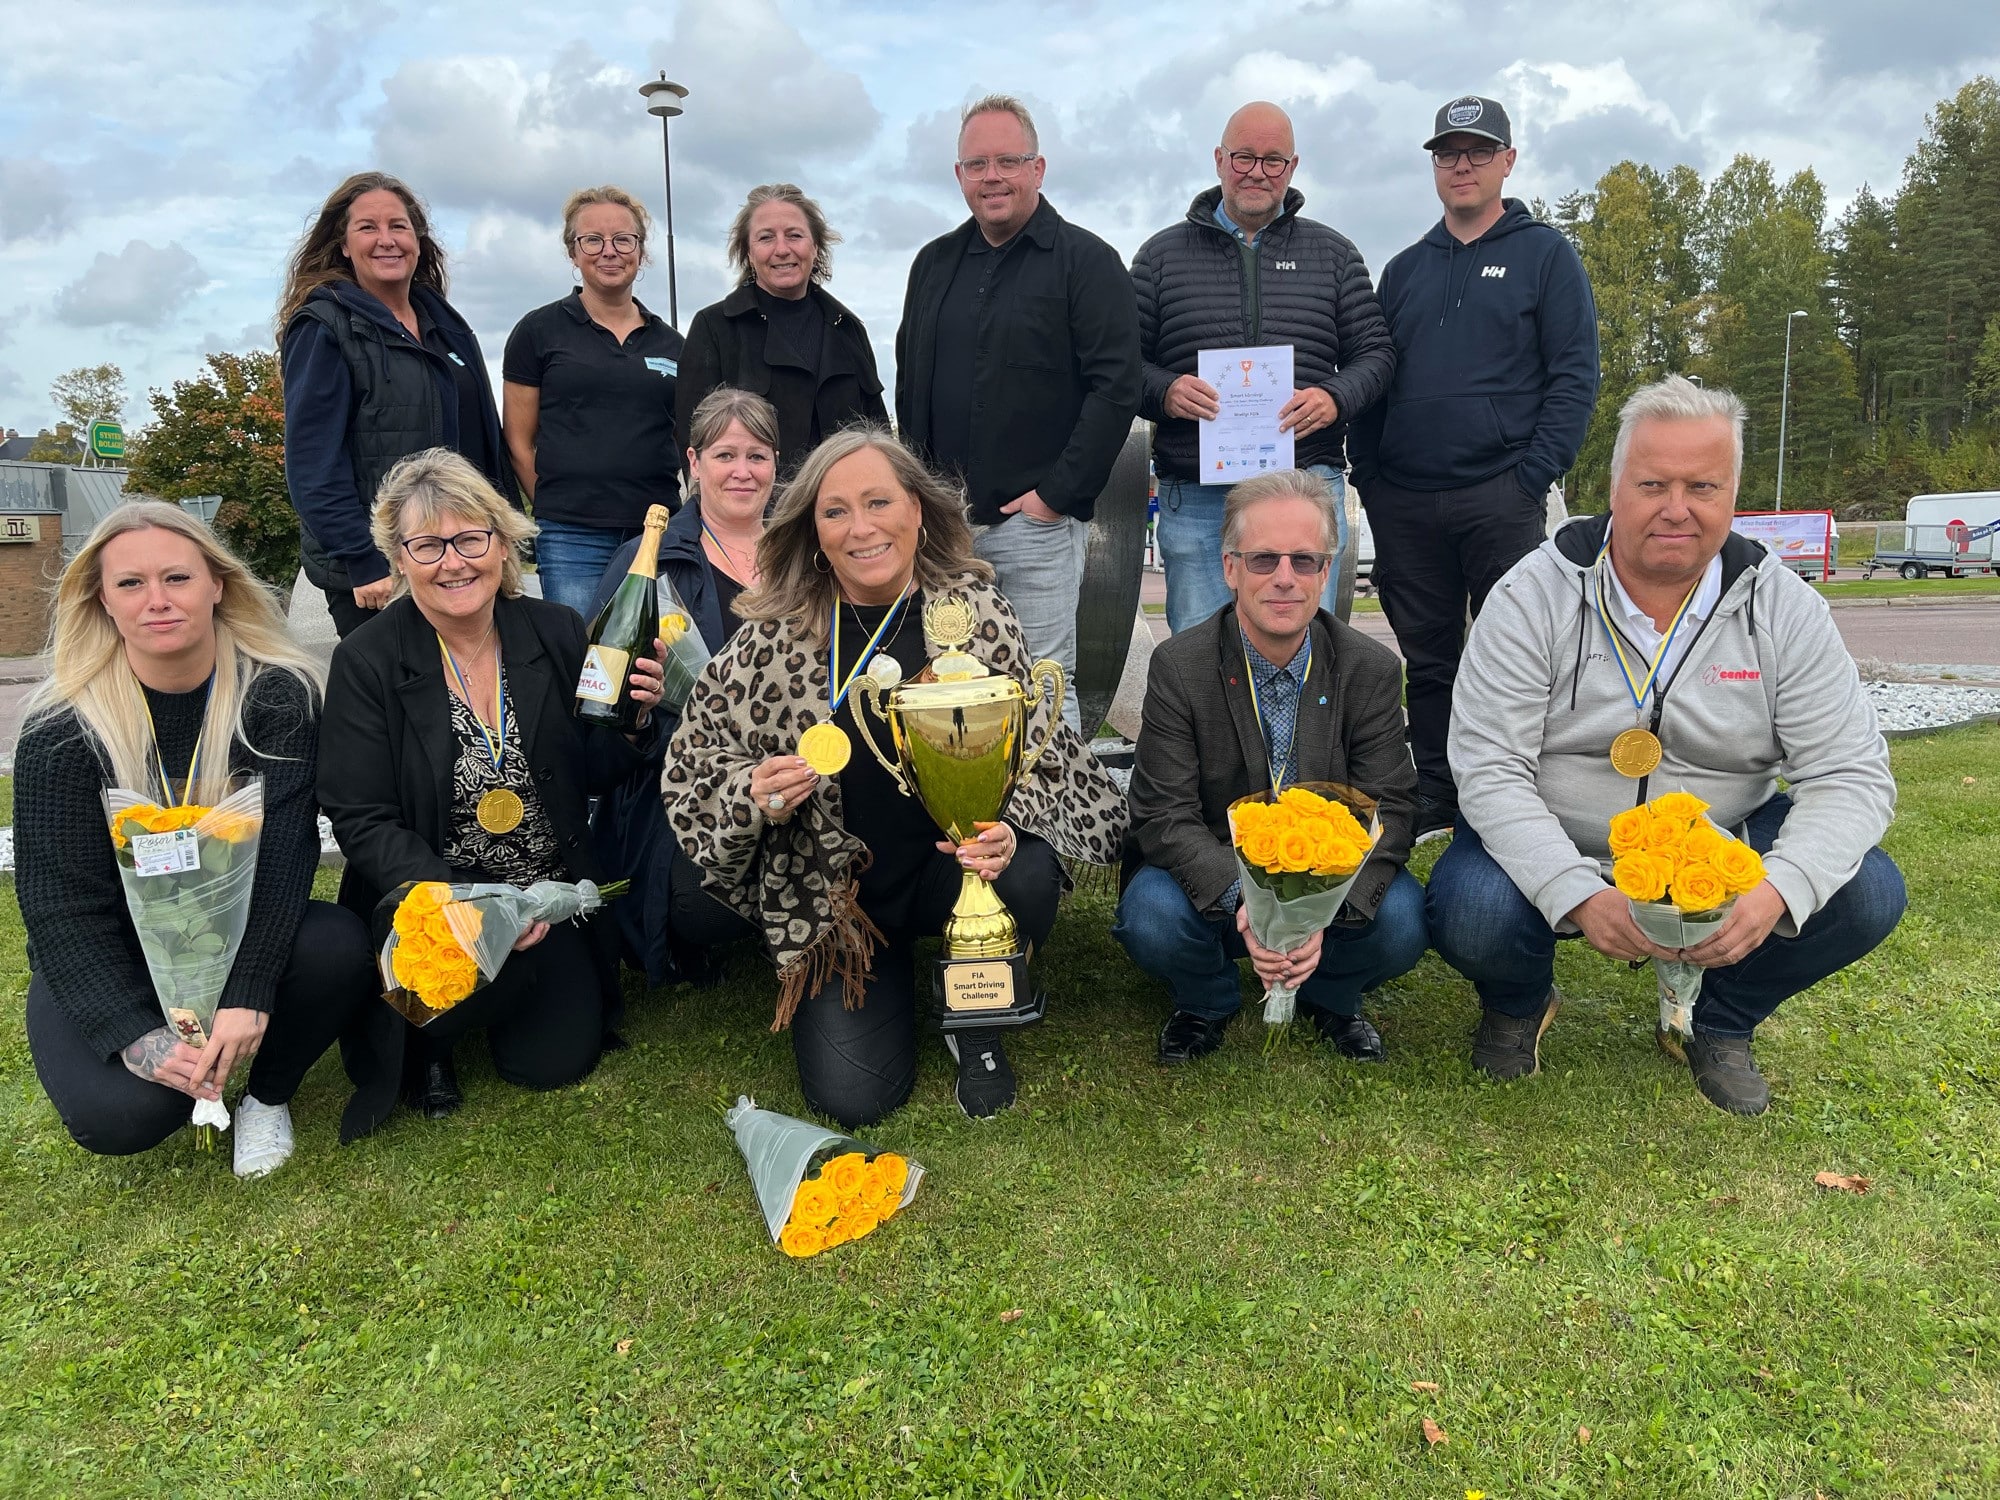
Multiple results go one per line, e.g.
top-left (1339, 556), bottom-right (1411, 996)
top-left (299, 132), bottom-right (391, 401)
top-left (121, 1027), bottom-right (177, 1081)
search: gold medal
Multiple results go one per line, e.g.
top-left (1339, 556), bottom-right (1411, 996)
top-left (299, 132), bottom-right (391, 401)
top-left (1609, 727), bottom-right (1663, 779)
top-left (477, 787), bottom-right (524, 834)
top-left (799, 721), bottom-right (853, 775)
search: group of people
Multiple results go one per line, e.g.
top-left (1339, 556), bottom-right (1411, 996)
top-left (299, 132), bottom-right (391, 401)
top-left (13, 89), bottom-right (1907, 1182)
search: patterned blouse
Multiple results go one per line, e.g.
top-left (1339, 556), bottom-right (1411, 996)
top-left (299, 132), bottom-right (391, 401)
top-left (440, 671), bottom-right (562, 884)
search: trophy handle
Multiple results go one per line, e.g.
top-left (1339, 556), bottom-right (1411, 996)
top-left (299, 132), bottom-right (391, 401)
top-left (850, 675), bottom-right (912, 796)
top-left (1018, 657), bottom-right (1067, 774)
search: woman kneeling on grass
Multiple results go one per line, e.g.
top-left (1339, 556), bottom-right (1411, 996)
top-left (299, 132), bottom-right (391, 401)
top-left (16, 503), bottom-right (377, 1177)
top-left (663, 428), bottom-right (1125, 1127)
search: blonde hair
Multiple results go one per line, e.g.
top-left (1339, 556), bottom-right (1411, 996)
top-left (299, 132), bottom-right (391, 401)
top-left (737, 426), bottom-right (990, 648)
top-left (371, 448), bottom-right (538, 600)
top-left (561, 185), bottom-right (652, 261)
top-left (24, 502), bottom-right (325, 803)
top-left (725, 184), bottom-right (838, 287)
top-left (1222, 468), bottom-right (1340, 553)
top-left (960, 93), bottom-right (1040, 153)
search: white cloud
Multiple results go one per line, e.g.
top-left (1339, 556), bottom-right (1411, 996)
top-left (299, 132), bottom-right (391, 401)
top-left (54, 241), bottom-right (208, 328)
top-left (0, 157), bottom-right (73, 243)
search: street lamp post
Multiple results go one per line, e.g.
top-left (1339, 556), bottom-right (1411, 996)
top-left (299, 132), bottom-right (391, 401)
top-left (1775, 308), bottom-right (1808, 511)
top-left (639, 73), bottom-right (689, 328)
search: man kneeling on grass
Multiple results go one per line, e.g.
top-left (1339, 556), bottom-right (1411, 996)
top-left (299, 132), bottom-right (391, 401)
top-left (1113, 469), bottom-right (1427, 1063)
top-left (1426, 376), bottom-right (1906, 1114)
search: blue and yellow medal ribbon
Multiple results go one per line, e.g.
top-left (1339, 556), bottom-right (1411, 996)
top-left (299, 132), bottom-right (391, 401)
top-left (141, 674), bottom-right (213, 807)
top-left (799, 585), bottom-right (914, 775)
top-left (1240, 635), bottom-right (1311, 797)
top-left (439, 635), bottom-right (524, 833)
top-left (1593, 534), bottom-right (1701, 718)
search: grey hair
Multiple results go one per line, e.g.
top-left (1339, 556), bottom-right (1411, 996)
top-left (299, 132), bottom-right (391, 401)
top-left (1610, 375), bottom-right (1747, 489)
top-left (960, 93), bottom-right (1039, 153)
top-left (1221, 468), bottom-right (1340, 554)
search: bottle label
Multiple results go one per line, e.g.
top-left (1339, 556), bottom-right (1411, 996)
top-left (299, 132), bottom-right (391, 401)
top-left (576, 644), bottom-right (630, 705)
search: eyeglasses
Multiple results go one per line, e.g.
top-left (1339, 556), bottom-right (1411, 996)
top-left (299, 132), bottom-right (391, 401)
top-left (1230, 550), bottom-right (1332, 576)
top-left (1432, 145), bottom-right (1501, 168)
top-left (572, 232), bottom-right (641, 255)
top-left (955, 153), bottom-right (1040, 178)
top-left (1224, 150), bottom-right (1296, 177)
top-left (401, 529), bottom-right (496, 565)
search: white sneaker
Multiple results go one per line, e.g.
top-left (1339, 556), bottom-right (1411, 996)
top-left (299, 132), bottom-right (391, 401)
top-left (232, 1096), bottom-right (295, 1179)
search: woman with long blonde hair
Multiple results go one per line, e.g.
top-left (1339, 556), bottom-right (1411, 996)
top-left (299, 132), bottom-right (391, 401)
top-left (17, 503), bottom-right (376, 1175)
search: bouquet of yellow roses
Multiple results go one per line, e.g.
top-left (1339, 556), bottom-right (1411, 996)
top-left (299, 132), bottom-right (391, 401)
top-left (726, 1096), bottom-right (923, 1259)
top-left (375, 877), bottom-right (626, 1025)
top-left (1227, 782), bottom-right (1381, 1036)
top-left (104, 775), bottom-right (266, 1146)
top-left (655, 574), bottom-right (714, 715)
top-left (1606, 791), bottom-right (1767, 1038)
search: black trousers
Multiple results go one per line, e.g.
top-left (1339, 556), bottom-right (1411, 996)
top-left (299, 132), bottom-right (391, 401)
top-left (322, 586), bottom-right (379, 641)
top-left (1362, 469), bottom-right (1548, 803)
top-left (408, 921), bottom-right (605, 1091)
top-left (791, 834), bottom-right (1063, 1129)
top-left (25, 901), bottom-right (375, 1157)
top-left (669, 846), bottom-right (760, 950)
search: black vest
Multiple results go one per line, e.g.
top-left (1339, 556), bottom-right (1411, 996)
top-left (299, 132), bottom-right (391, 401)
top-left (288, 296), bottom-right (448, 588)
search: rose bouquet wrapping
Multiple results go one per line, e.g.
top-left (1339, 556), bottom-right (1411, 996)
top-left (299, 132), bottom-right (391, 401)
top-left (655, 573), bottom-right (714, 716)
top-left (1227, 782), bottom-right (1381, 1039)
top-left (374, 878), bottom-right (626, 1025)
top-left (1607, 791), bottom-right (1768, 1039)
top-left (103, 775), bottom-right (266, 1146)
top-left (725, 1096), bottom-right (923, 1259)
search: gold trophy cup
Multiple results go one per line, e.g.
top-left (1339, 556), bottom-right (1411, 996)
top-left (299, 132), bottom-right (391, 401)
top-left (851, 597), bottom-right (1064, 1029)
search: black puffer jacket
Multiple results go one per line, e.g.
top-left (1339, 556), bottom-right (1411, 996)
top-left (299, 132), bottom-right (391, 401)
top-left (1131, 187), bottom-right (1396, 481)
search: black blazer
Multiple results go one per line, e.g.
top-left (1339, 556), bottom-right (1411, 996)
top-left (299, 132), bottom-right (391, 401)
top-left (318, 592), bottom-right (654, 1137)
top-left (894, 195), bottom-right (1141, 524)
top-left (674, 281), bottom-right (887, 473)
top-left (1125, 604), bottom-right (1417, 921)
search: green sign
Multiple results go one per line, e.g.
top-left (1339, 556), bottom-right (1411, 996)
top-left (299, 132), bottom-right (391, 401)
top-left (89, 421), bottom-right (124, 460)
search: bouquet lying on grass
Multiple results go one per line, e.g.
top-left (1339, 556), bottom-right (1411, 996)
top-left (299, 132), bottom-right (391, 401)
top-left (376, 878), bottom-right (625, 1024)
top-left (104, 776), bottom-right (265, 1147)
top-left (1607, 790), bottom-right (1767, 1039)
top-left (1227, 782), bottom-right (1380, 1040)
top-left (726, 1097), bottom-right (922, 1259)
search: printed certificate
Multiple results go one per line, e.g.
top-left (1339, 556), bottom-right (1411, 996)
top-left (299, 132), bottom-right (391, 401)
top-left (1197, 344), bottom-right (1294, 480)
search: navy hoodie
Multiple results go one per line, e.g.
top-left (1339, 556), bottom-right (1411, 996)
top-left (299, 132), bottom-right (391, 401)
top-left (281, 280), bottom-right (511, 586)
top-left (1348, 199), bottom-right (1598, 499)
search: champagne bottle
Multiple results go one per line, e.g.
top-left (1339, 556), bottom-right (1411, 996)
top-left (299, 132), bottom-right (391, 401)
top-left (576, 504), bottom-right (672, 731)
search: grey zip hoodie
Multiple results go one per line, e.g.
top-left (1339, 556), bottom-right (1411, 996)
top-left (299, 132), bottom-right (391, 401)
top-left (1449, 514), bottom-right (1896, 936)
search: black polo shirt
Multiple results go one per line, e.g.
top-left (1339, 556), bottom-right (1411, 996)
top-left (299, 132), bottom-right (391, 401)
top-left (503, 290), bottom-right (686, 529)
top-left (926, 232), bottom-right (1021, 481)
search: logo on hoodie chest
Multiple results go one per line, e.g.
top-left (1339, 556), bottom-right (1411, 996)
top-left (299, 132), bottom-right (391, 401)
top-left (1481, 265), bottom-right (1507, 279)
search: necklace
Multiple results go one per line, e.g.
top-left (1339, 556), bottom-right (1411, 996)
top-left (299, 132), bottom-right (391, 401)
top-left (701, 519), bottom-right (759, 583)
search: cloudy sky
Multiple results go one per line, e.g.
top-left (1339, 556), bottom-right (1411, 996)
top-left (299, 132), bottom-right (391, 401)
top-left (2, 0), bottom-right (1997, 436)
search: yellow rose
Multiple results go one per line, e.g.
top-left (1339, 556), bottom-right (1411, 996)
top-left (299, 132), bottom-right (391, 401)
top-left (875, 1188), bottom-right (903, 1221)
top-left (779, 1222), bottom-right (825, 1258)
top-left (1649, 791), bottom-right (1711, 825)
top-left (1241, 826), bottom-right (1281, 868)
top-left (845, 1205), bottom-right (881, 1242)
top-left (1607, 805), bottom-right (1653, 855)
top-left (1682, 823), bottom-right (1726, 864)
top-left (1670, 863), bottom-right (1728, 913)
top-left (821, 1216), bottom-right (853, 1249)
top-left (658, 612), bottom-right (688, 647)
top-left (1613, 852), bottom-right (1671, 902)
top-left (1313, 837), bottom-right (1366, 878)
top-left (792, 1178), bottom-right (837, 1227)
top-left (1279, 786), bottom-right (1331, 815)
top-left (1231, 802), bottom-right (1271, 838)
top-left (872, 1153), bottom-right (909, 1195)
top-left (1712, 838), bottom-right (1766, 894)
top-left (823, 1153), bottom-right (867, 1197)
top-left (1644, 818), bottom-right (1686, 853)
top-left (1276, 829), bottom-right (1314, 872)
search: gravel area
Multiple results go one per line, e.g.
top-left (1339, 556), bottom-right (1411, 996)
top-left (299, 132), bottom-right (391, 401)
top-left (1865, 679), bottom-right (2000, 736)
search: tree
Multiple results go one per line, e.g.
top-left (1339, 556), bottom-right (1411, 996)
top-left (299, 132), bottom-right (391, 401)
top-left (25, 424), bottom-right (83, 463)
top-left (50, 362), bottom-right (128, 444)
top-left (124, 351), bottom-right (296, 584)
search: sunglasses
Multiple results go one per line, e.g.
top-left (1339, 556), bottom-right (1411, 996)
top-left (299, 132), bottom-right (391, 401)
top-left (1229, 550), bottom-right (1332, 576)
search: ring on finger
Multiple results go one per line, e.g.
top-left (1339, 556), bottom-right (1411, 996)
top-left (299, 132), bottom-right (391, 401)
top-left (767, 792), bottom-right (786, 811)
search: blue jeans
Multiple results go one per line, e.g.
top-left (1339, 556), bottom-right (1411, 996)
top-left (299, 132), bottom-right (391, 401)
top-left (973, 512), bottom-right (1089, 732)
top-left (534, 520), bottom-right (641, 620)
top-left (1113, 864), bottom-right (1429, 1020)
top-left (1157, 464), bottom-right (1350, 634)
top-left (1425, 796), bottom-right (1908, 1037)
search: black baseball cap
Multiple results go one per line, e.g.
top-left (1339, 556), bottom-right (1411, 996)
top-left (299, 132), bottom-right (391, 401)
top-left (1424, 95), bottom-right (1512, 150)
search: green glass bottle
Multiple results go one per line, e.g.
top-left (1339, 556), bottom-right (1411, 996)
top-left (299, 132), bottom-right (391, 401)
top-left (575, 504), bottom-right (672, 731)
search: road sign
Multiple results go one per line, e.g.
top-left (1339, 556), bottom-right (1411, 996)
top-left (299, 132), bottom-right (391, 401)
top-left (88, 421), bottom-right (124, 460)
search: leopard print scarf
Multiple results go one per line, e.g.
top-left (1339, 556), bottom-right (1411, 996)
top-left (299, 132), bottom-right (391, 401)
top-left (664, 578), bottom-right (1127, 1028)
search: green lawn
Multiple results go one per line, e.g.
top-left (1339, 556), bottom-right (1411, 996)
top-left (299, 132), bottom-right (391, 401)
top-left (3, 733), bottom-right (1999, 1498)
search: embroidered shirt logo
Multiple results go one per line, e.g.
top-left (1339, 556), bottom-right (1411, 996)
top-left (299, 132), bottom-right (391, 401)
top-left (1481, 265), bottom-right (1507, 278)
top-left (1702, 664), bottom-right (1762, 685)
top-left (1273, 260), bottom-right (1297, 270)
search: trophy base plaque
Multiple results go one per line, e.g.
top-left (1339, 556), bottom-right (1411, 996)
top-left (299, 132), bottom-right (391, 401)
top-left (934, 952), bottom-right (1046, 1031)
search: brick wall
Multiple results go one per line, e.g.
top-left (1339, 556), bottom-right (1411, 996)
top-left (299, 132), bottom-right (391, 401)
top-left (0, 513), bottom-right (61, 657)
